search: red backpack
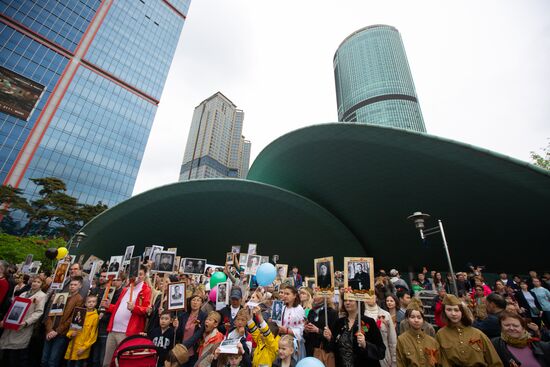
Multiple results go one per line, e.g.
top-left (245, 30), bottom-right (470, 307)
top-left (110, 334), bottom-right (159, 367)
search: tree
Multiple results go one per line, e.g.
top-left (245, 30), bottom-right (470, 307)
top-left (0, 184), bottom-right (30, 218)
top-left (0, 233), bottom-right (65, 271)
top-left (0, 177), bottom-right (108, 238)
top-left (530, 139), bottom-right (549, 171)
top-left (22, 177), bottom-right (79, 237)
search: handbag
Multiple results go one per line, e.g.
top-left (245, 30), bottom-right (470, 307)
top-left (313, 347), bottom-right (335, 367)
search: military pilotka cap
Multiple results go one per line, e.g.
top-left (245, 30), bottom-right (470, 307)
top-left (442, 294), bottom-right (461, 306)
top-left (406, 297), bottom-right (424, 312)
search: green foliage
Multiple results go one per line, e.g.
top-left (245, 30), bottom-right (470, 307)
top-left (530, 140), bottom-right (549, 171)
top-left (0, 233), bottom-right (66, 271)
top-left (1, 177), bottom-right (108, 238)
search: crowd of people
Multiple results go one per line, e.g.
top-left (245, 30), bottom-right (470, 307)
top-left (0, 254), bottom-right (549, 367)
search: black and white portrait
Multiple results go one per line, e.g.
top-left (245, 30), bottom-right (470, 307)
top-left (128, 256), bottom-right (140, 279)
top-left (272, 300), bottom-right (283, 322)
top-left (314, 257), bottom-right (334, 289)
top-left (231, 245), bottom-right (241, 254)
top-left (181, 257), bottom-right (207, 275)
top-left (344, 257), bottom-right (374, 291)
top-left (123, 245), bottom-right (134, 265)
top-left (216, 282), bottom-right (229, 310)
top-left (154, 251), bottom-right (175, 273)
top-left (107, 256), bottom-right (123, 277)
top-left (247, 243), bottom-right (257, 255)
top-left (167, 282), bottom-right (186, 311)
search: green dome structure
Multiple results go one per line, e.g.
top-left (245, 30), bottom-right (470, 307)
top-left (75, 179), bottom-right (364, 271)
top-left (76, 123), bottom-right (550, 273)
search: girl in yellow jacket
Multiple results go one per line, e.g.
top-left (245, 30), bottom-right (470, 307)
top-left (65, 295), bottom-right (99, 366)
top-left (247, 306), bottom-right (280, 367)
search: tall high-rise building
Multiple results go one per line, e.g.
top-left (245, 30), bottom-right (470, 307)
top-left (334, 24), bottom-right (426, 132)
top-left (0, 0), bottom-right (190, 207)
top-left (179, 92), bottom-right (251, 180)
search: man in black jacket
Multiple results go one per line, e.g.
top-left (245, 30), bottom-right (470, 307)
top-left (218, 288), bottom-right (243, 334)
top-left (473, 293), bottom-right (506, 338)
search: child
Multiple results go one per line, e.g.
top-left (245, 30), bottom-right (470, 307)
top-left (164, 343), bottom-right (189, 367)
top-left (212, 342), bottom-right (251, 367)
top-left (247, 306), bottom-right (279, 367)
top-left (149, 311), bottom-right (177, 367)
top-left (65, 294), bottom-right (99, 367)
top-left (272, 335), bottom-right (296, 367)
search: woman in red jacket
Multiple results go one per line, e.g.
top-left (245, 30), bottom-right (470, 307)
top-left (101, 264), bottom-right (151, 367)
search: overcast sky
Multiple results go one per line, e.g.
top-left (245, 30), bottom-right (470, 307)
top-left (133, 0), bottom-right (550, 195)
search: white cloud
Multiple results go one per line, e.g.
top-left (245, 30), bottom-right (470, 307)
top-left (134, 0), bottom-right (550, 195)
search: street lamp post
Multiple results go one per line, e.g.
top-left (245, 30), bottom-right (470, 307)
top-left (407, 211), bottom-right (458, 296)
top-left (68, 231), bottom-right (88, 251)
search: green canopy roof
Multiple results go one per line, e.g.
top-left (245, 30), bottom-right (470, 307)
top-left (77, 123), bottom-right (549, 274)
top-left (248, 123), bottom-right (550, 272)
top-left (75, 179), bottom-right (363, 272)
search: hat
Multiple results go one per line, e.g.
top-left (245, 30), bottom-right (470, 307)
top-left (406, 297), bottom-right (424, 312)
top-left (169, 344), bottom-right (189, 364)
top-left (230, 287), bottom-right (243, 300)
top-left (389, 269), bottom-right (399, 277)
top-left (442, 294), bottom-right (461, 306)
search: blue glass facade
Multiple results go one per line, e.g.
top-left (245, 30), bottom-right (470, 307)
top-left (1, 0), bottom-right (100, 52)
top-left (0, 24), bottom-right (69, 183)
top-left (0, 0), bottom-right (190, 209)
top-left (334, 25), bottom-right (426, 132)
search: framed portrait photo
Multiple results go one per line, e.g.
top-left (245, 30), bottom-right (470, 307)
top-left (153, 251), bottom-right (176, 274)
top-left (314, 256), bottom-right (335, 291)
top-left (247, 243), bottom-right (257, 255)
top-left (239, 253), bottom-right (248, 268)
top-left (29, 261), bottom-right (41, 275)
top-left (344, 257), bottom-right (374, 300)
top-left (123, 245), bottom-right (134, 265)
top-left (276, 264), bottom-right (288, 281)
top-left (3, 297), bottom-right (32, 330)
top-left (21, 254), bottom-right (33, 273)
top-left (225, 252), bottom-right (234, 266)
top-left (70, 307), bottom-right (87, 330)
top-left (181, 257), bottom-right (207, 275)
top-left (50, 260), bottom-right (70, 290)
top-left (82, 255), bottom-right (101, 272)
top-left (143, 247), bottom-right (152, 261)
top-left (150, 245), bottom-right (164, 263)
top-left (128, 256), bottom-right (141, 280)
top-left (271, 300), bottom-right (284, 324)
top-left (216, 281), bottom-right (229, 310)
top-left (260, 256), bottom-right (269, 264)
top-left (246, 254), bottom-right (261, 275)
top-left (304, 277), bottom-right (316, 290)
top-left (106, 256), bottom-right (123, 278)
top-left (167, 282), bottom-right (186, 311)
top-left (49, 292), bottom-right (69, 316)
top-left (231, 245), bottom-right (241, 254)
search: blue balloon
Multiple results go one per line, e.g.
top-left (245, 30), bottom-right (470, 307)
top-left (296, 357), bottom-right (325, 367)
top-left (255, 263), bottom-right (277, 286)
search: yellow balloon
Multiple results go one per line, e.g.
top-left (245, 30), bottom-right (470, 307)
top-left (56, 247), bottom-right (68, 260)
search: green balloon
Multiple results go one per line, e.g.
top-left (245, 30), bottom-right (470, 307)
top-left (210, 271), bottom-right (227, 288)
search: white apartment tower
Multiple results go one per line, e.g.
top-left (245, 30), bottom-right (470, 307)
top-left (179, 92), bottom-right (251, 180)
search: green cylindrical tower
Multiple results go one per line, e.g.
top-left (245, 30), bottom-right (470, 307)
top-left (334, 25), bottom-right (426, 132)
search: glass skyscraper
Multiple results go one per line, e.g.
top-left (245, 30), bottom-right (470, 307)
top-left (179, 92), bottom-right (251, 180)
top-left (0, 0), bottom-right (190, 207)
top-left (334, 24), bottom-right (426, 132)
